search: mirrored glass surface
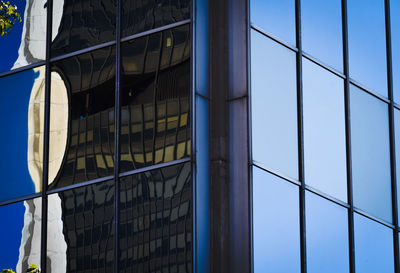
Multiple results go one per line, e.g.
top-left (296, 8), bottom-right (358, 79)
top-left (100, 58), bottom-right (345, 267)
top-left (394, 109), bottom-right (400, 224)
top-left (122, 0), bottom-right (190, 38)
top-left (119, 162), bottom-right (192, 272)
top-left (0, 67), bottom-right (45, 202)
top-left (306, 192), bottom-right (349, 273)
top-left (120, 25), bottom-right (191, 172)
top-left (47, 180), bottom-right (115, 273)
top-left (253, 167), bottom-right (300, 273)
top-left (354, 213), bottom-right (394, 273)
top-left (348, 0), bottom-right (387, 97)
top-left (303, 58), bottom-right (347, 202)
top-left (251, 30), bottom-right (299, 180)
top-left (301, 0), bottom-right (343, 71)
top-left (250, 0), bottom-right (296, 46)
top-left (350, 85), bottom-right (392, 223)
top-left (48, 46), bottom-right (116, 190)
top-left (0, 198), bottom-right (42, 272)
top-left (0, 0), bottom-right (46, 73)
top-left (392, 0), bottom-right (400, 103)
top-left (51, 0), bottom-right (116, 57)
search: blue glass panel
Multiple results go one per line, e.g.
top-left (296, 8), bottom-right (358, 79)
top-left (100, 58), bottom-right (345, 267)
top-left (392, 0), bottom-right (400, 103)
top-left (0, 0), bottom-right (46, 73)
top-left (354, 213), bottom-right (394, 273)
top-left (303, 59), bottom-right (347, 201)
top-left (301, 0), bottom-right (343, 71)
top-left (350, 85), bottom-right (392, 223)
top-left (0, 67), bottom-right (44, 202)
top-left (250, 0), bottom-right (296, 46)
top-left (253, 167), bottom-right (300, 273)
top-left (251, 31), bottom-right (299, 179)
top-left (306, 192), bottom-right (349, 273)
top-left (0, 198), bottom-right (41, 272)
top-left (348, 0), bottom-right (388, 97)
top-left (394, 109), bottom-right (400, 224)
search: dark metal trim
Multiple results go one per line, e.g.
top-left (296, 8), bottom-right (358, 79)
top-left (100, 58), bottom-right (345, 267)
top-left (119, 158), bottom-right (192, 178)
top-left (353, 209), bottom-right (396, 229)
top-left (0, 193), bottom-right (43, 207)
top-left (252, 163), bottom-right (301, 187)
top-left (0, 61), bottom-right (46, 79)
top-left (251, 24), bottom-right (298, 53)
top-left (49, 40), bottom-right (116, 62)
top-left (46, 176), bottom-right (114, 194)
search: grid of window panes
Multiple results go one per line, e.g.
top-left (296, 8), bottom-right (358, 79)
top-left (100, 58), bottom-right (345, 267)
top-left (0, 0), bottom-right (192, 272)
top-left (251, 0), bottom-right (400, 272)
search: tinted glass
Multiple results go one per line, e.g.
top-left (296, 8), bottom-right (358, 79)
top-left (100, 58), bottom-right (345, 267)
top-left (0, 198), bottom-right (41, 272)
top-left (0, 67), bottom-right (45, 202)
top-left (122, 0), bottom-right (190, 38)
top-left (250, 0), bottom-right (296, 46)
top-left (348, 0), bottom-right (387, 97)
top-left (303, 59), bottom-right (347, 201)
top-left (301, 0), bottom-right (343, 71)
top-left (0, 0), bottom-right (46, 73)
top-left (392, 0), bottom-right (400, 103)
top-left (251, 31), bottom-right (299, 179)
top-left (51, 0), bottom-right (116, 57)
top-left (120, 25), bottom-right (191, 172)
top-left (350, 85), bottom-right (392, 223)
top-left (253, 167), bottom-right (300, 273)
top-left (394, 109), bottom-right (400, 224)
top-left (47, 180), bottom-right (115, 273)
top-left (119, 162), bottom-right (192, 272)
top-left (306, 192), bottom-right (349, 273)
top-left (354, 213), bottom-right (394, 273)
top-left (48, 46), bottom-right (116, 190)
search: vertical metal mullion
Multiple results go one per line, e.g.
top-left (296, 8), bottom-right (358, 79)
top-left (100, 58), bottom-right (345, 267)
top-left (342, 1), bottom-right (355, 272)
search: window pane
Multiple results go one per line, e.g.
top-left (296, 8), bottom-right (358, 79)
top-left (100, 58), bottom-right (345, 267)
top-left (394, 109), bottom-right (400, 224)
top-left (350, 85), bottom-right (392, 223)
top-left (301, 0), bottom-right (343, 71)
top-left (392, 0), bottom-right (400, 103)
top-left (354, 213), bottom-right (394, 273)
top-left (0, 0), bottom-right (46, 73)
top-left (47, 180), bottom-right (115, 272)
top-left (253, 167), bottom-right (300, 273)
top-left (303, 59), bottom-right (347, 201)
top-left (348, 0), bottom-right (387, 97)
top-left (306, 192), bottom-right (349, 273)
top-left (251, 31), bottom-right (299, 179)
top-left (48, 46), bottom-right (116, 190)
top-left (0, 198), bottom-right (41, 272)
top-left (250, 0), bottom-right (296, 46)
top-left (0, 67), bottom-right (44, 202)
top-left (119, 162), bottom-right (192, 272)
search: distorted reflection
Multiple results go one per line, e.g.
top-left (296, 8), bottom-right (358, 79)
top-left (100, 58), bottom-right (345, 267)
top-left (119, 163), bottom-right (192, 272)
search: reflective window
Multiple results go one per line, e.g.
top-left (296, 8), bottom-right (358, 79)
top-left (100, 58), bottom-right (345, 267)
top-left (348, 0), bottom-right (387, 97)
top-left (51, 0), bottom-right (116, 57)
top-left (0, 67), bottom-right (44, 202)
top-left (301, 0), bottom-right (343, 71)
top-left (120, 25), bottom-right (191, 172)
top-left (394, 109), bottom-right (400, 224)
top-left (306, 192), bottom-right (349, 273)
top-left (0, 0), bottom-right (46, 73)
top-left (251, 31), bottom-right (299, 180)
top-left (48, 46), bottom-right (116, 190)
top-left (354, 213), bottom-right (394, 273)
top-left (119, 162), bottom-right (192, 272)
top-left (0, 198), bottom-right (41, 272)
top-left (250, 0), bottom-right (296, 46)
top-left (47, 180), bottom-right (115, 273)
top-left (392, 0), bottom-right (400, 103)
top-left (303, 59), bottom-right (347, 202)
top-left (253, 167), bottom-right (300, 273)
top-left (350, 85), bottom-right (392, 223)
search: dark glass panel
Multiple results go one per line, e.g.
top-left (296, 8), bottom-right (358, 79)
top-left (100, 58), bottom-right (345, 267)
top-left (119, 162), bottom-right (192, 272)
top-left (350, 85), bottom-right (392, 223)
top-left (51, 0), bottom-right (116, 57)
top-left (348, 0), bottom-right (387, 97)
top-left (47, 180), bottom-right (115, 273)
top-left (0, 198), bottom-right (42, 272)
top-left (392, 0), bottom-right (400, 103)
top-left (120, 25), bottom-right (191, 172)
top-left (250, 0), bottom-right (296, 46)
top-left (0, 0), bottom-right (46, 73)
top-left (253, 167), bottom-right (300, 273)
top-left (121, 0), bottom-right (190, 38)
top-left (0, 66), bottom-right (45, 202)
top-left (301, 0), bottom-right (343, 71)
top-left (251, 30), bottom-right (299, 179)
top-left (48, 46), bottom-right (116, 190)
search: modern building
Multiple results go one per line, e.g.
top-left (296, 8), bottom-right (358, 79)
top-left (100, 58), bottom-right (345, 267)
top-left (0, 0), bottom-right (399, 273)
